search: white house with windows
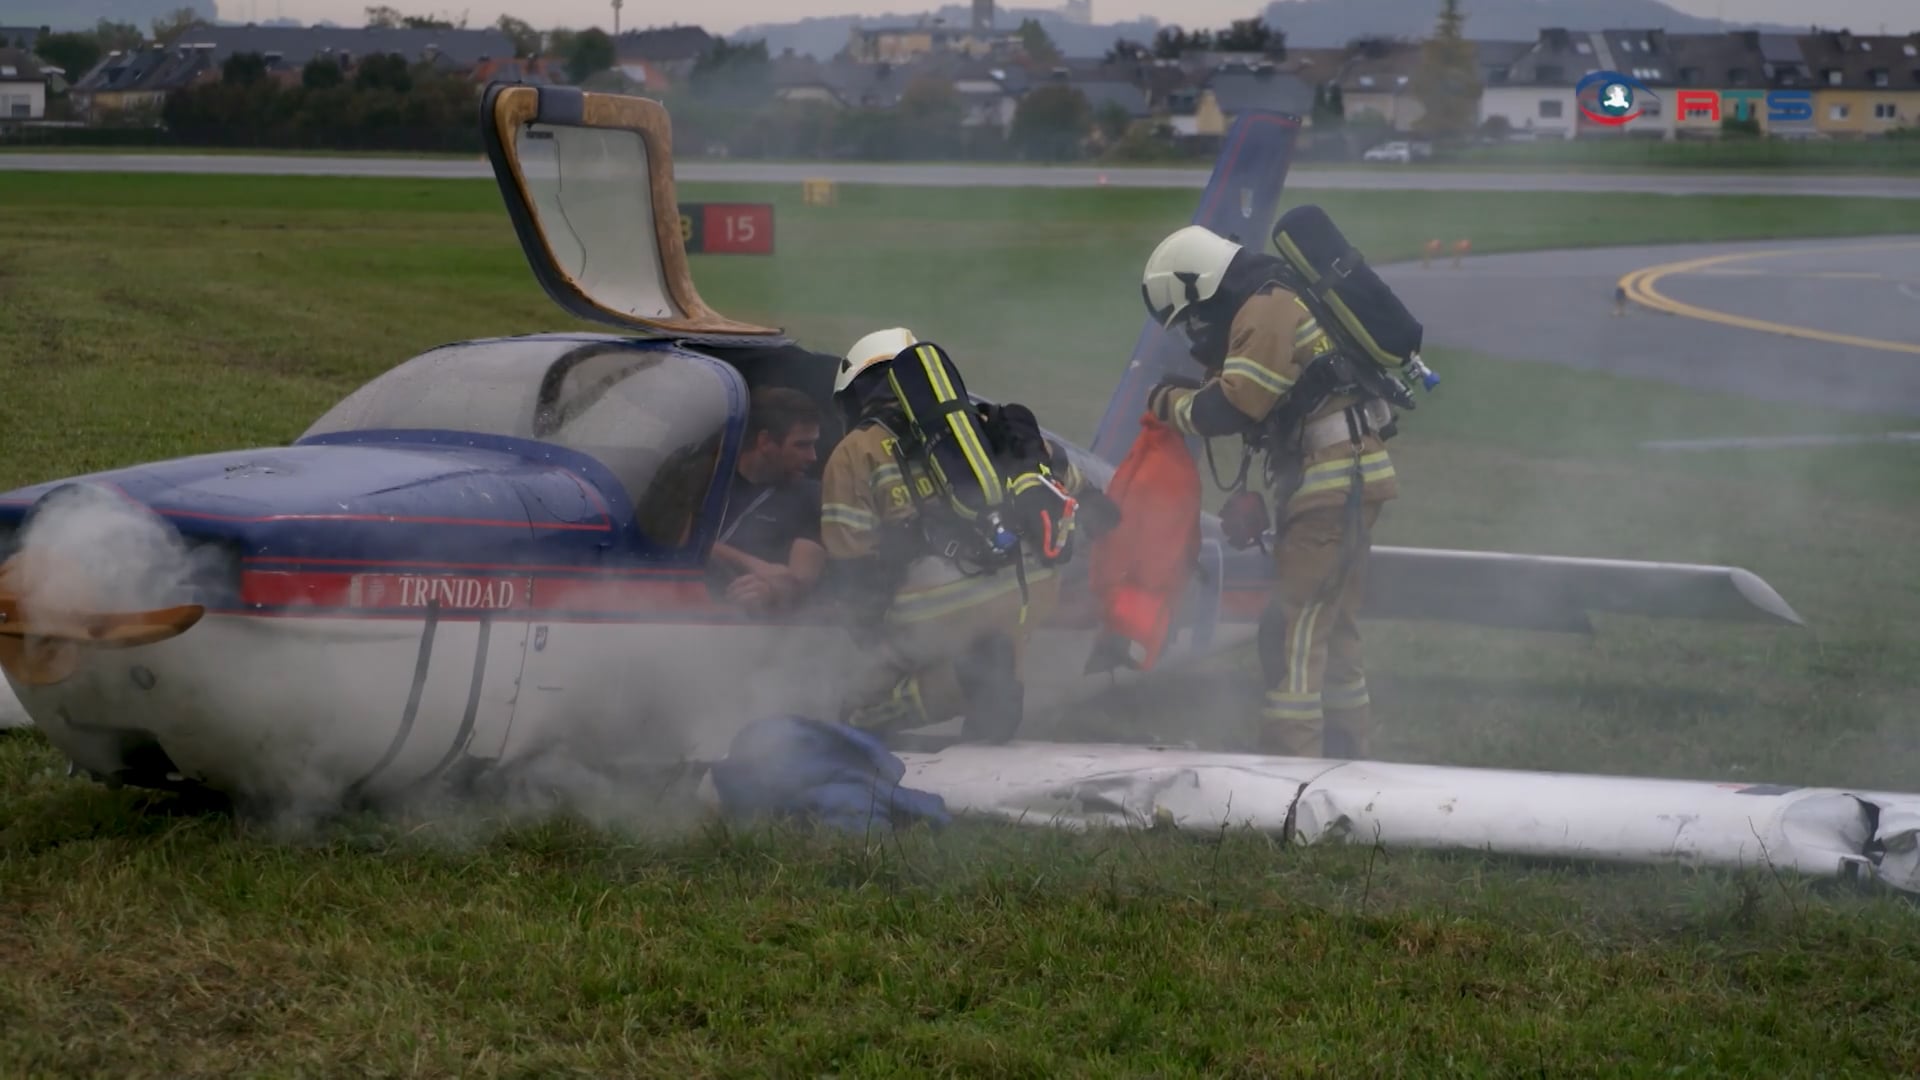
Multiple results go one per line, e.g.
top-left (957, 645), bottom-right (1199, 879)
top-left (0, 48), bottom-right (47, 122)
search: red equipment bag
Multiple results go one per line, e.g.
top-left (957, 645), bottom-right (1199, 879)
top-left (1085, 415), bottom-right (1202, 672)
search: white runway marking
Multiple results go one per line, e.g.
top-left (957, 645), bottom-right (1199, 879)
top-left (1640, 432), bottom-right (1920, 451)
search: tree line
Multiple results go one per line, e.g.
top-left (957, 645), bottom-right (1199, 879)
top-left (12, 5), bottom-right (1487, 160)
top-left (157, 51), bottom-right (486, 152)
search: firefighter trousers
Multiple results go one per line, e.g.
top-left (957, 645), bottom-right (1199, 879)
top-left (1255, 501), bottom-right (1383, 759)
top-left (841, 557), bottom-right (1061, 742)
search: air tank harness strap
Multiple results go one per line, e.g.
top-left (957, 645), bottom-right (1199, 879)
top-left (882, 425), bottom-right (1032, 624)
top-left (1314, 404), bottom-right (1374, 608)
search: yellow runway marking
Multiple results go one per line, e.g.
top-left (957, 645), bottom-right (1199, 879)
top-left (1617, 241), bottom-right (1920, 356)
top-left (1690, 269), bottom-right (1911, 281)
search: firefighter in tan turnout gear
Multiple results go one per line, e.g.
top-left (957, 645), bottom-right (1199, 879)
top-left (818, 327), bottom-right (1113, 745)
top-left (1141, 225), bottom-right (1401, 759)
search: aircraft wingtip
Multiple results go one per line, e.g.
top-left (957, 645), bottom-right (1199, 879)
top-left (1728, 567), bottom-right (1808, 628)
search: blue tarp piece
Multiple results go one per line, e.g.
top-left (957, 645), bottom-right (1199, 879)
top-left (710, 715), bottom-right (953, 834)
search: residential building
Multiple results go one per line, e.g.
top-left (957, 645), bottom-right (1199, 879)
top-left (845, 22), bottom-right (1017, 64)
top-left (1472, 39), bottom-right (1537, 133)
top-left (1337, 41), bottom-right (1424, 132)
top-left (1574, 29), bottom-right (1680, 137)
top-left (771, 57), bottom-right (926, 111)
top-left (613, 26), bottom-right (714, 89)
top-left (156, 22), bottom-right (514, 71)
top-left (1280, 46), bottom-right (1354, 94)
top-left (1799, 30), bottom-right (1920, 136)
top-left (470, 57), bottom-right (561, 87)
top-left (953, 62), bottom-right (1028, 130)
top-left (1664, 31), bottom-right (1773, 136)
top-left (1062, 74), bottom-right (1151, 127)
top-left (0, 48), bottom-right (48, 121)
top-left (1479, 28), bottom-right (1586, 139)
top-left (1196, 63), bottom-right (1314, 136)
top-left (1162, 84), bottom-right (1201, 136)
top-left (69, 45), bottom-right (215, 120)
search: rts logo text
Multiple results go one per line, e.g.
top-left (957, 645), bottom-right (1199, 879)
top-left (1576, 70), bottom-right (1814, 126)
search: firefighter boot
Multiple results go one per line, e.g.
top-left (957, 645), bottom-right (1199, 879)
top-left (842, 673), bottom-right (928, 737)
top-left (956, 631), bottom-right (1023, 744)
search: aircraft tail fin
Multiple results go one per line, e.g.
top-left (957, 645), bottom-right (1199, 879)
top-left (1087, 111), bottom-right (1303, 467)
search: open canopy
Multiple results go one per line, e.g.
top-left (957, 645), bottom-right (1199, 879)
top-left (481, 83), bottom-right (788, 345)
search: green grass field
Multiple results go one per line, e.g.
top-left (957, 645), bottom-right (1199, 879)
top-left (3, 172), bottom-right (1920, 1074)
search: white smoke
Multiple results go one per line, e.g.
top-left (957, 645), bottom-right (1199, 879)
top-left (7, 482), bottom-right (222, 623)
top-left (0, 483), bottom-right (228, 735)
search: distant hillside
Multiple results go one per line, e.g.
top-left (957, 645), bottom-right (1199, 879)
top-left (727, 5), bottom-right (1163, 61)
top-left (1259, 0), bottom-right (1800, 47)
top-left (723, 0), bottom-right (1805, 60)
top-left (5, 0), bottom-right (217, 33)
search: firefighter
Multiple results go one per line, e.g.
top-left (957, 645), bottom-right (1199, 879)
top-left (1139, 225), bottom-right (1400, 759)
top-left (818, 328), bottom-right (1092, 745)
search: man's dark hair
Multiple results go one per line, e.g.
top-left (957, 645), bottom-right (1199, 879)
top-left (745, 386), bottom-right (822, 446)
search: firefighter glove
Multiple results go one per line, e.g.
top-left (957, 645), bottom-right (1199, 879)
top-left (1146, 374), bottom-right (1203, 422)
top-left (1075, 485), bottom-right (1122, 540)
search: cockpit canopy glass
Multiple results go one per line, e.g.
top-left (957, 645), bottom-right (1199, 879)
top-left (302, 339), bottom-right (737, 550)
top-left (515, 123), bottom-right (685, 324)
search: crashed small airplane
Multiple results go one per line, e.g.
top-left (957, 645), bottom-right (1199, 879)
top-left (1, 86), bottom-right (1910, 893)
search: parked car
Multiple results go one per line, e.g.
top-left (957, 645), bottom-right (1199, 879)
top-left (1362, 140), bottom-right (1412, 162)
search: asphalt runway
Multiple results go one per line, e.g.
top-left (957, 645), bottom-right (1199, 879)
top-left (1379, 236), bottom-right (1920, 418)
top-left (1, 152), bottom-right (1918, 198)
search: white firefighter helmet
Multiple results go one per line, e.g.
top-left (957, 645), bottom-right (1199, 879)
top-left (1141, 225), bottom-right (1243, 328)
top-left (836, 327), bottom-right (918, 396)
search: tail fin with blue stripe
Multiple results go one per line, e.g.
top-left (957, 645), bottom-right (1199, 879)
top-left (1087, 111), bottom-right (1303, 467)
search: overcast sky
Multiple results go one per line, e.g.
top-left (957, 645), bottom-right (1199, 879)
top-left (211, 1), bottom-right (1918, 38)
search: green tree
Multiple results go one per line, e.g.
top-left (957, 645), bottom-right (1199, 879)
top-left (1017, 19), bottom-right (1061, 65)
top-left (1095, 99), bottom-right (1131, 142)
top-left (495, 15), bottom-right (542, 59)
top-left (1407, 0), bottom-right (1481, 140)
top-left (364, 5), bottom-right (403, 28)
top-left (222, 51), bottom-right (268, 86)
top-left (565, 28), bottom-right (616, 85)
top-left (151, 8), bottom-right (201, 45)
top-left (303, 55), bottom-right (344, 89)
top-left (1151, 27), bottom-right (1186, 59)
top-left (689, 37), bottom-right (770, 104)
top-left (34, 33), bottom-right (102, 81)
top-left (1105, 37), bottom-right (1149, 63)
top-left (1010, 83), bottom-right (1090, 160)
top-left (353, 52), bottom-right (412, 93)
top-left (94, 19), bottom-right (143, 52)
top-left (1217, 18), bottom-right (1274, 54)
top-left (900, 75), bottom-right (964, 157)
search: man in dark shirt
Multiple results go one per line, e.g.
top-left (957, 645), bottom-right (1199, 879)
top-left (711, 387), bottom-right (826, 615)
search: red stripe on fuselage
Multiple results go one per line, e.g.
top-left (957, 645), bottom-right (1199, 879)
top-left (242, 570), bottom-right (711, 614)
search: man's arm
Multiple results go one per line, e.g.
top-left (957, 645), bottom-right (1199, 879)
top-left (1149, 290), bottom-right (1313, 438)
top-left (745, 490), bottom-right (827, 609)
top-left (710, 540), bottom-right (771, 575)
top-left (786, 537), bottom-right (826, 591)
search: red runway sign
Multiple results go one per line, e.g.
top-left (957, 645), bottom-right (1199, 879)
top-left (680, 203), bottom-right (774, 255)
